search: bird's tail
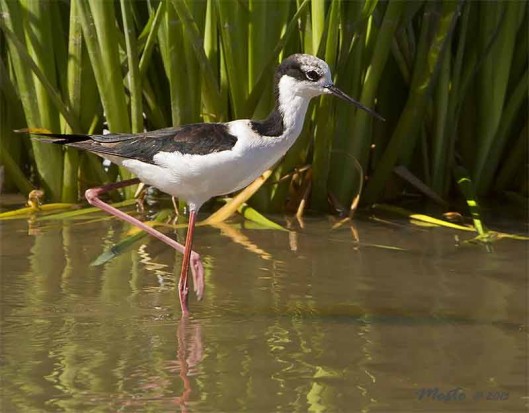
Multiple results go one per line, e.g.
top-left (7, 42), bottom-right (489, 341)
top-left (16, 128), bottom-right (91, 144)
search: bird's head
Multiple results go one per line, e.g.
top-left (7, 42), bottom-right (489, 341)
top-left (276, 54), bottom-right (384, 121)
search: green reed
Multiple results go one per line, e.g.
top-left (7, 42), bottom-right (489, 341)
top-left (0, 0), bottom-right (526, 215)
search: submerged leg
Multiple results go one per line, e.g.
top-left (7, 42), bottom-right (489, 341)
top-left (84, 179), bottom-right (205, 311)
top-left (178, 209), bottom-right (198, 316)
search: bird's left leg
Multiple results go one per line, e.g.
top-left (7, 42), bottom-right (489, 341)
top-left (84, 179), bottom-right (205, 310)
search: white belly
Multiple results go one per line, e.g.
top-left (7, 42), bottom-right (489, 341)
top-left (122, 120), bottom-right (295, 210)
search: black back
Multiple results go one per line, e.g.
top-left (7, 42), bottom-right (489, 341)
top-left (36, 123), bottom-right (238, 164)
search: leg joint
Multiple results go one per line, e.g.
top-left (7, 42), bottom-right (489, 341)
top-left (84, 187), bottom-right (98, 204)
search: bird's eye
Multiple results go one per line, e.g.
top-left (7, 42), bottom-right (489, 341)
top-left (305, 70), bottom-right (320, 81)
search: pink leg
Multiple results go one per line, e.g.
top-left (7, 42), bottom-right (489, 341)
top-left (85, 179), bottom-right (205, 314)
top-left (178, 209), bottom-right (198, 316)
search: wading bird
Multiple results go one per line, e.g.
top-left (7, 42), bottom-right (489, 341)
top-left (31, 54), bottom-right (383, 315)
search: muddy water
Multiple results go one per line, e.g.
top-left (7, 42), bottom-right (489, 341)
top-left (0, 206), bottom-right (526, 412)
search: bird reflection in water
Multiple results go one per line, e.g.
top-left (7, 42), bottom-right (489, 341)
top-left (133, 318), bottom-right (204, 412)
top-left (174, 317), bottom-right (203, 412)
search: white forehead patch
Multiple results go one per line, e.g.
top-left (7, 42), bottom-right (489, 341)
top-left (301, 55), bottom-right (327, 69)
top-left (298, 55), bottom-right (331, 82)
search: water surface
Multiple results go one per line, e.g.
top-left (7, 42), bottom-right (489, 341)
top-left (0, 205), bottom-right (527, 412)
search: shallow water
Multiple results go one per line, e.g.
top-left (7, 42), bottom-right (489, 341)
top-left (0, 205), bottom-right (527, 412)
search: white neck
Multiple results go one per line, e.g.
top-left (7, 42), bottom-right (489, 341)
top-left (277, 76), bottom-right (313, 142)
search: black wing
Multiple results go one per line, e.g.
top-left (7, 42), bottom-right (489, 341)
top-left (31, 123), bottom-right (238, 164)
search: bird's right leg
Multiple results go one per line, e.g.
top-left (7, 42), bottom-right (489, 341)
top-left (177, 208), bottom-right (199, 316)
top-left (84, 178), bottom-right (205, 306)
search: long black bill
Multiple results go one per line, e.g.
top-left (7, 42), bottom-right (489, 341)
top-left (325, 85), bottom-right (385, 122)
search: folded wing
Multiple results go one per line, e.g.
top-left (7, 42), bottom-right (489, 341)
top-left (30, 123), bottom-right (238, 165)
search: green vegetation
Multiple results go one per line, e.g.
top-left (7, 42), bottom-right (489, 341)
top-left (1, 0), bottom-right (527, 216)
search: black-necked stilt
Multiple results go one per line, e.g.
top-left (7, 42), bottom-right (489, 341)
top-left (31, 54), bottom-right (383, 315)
